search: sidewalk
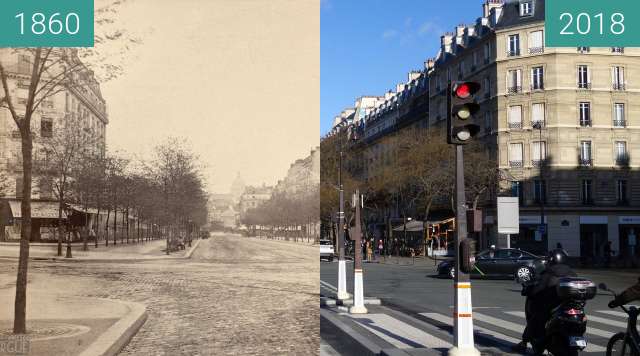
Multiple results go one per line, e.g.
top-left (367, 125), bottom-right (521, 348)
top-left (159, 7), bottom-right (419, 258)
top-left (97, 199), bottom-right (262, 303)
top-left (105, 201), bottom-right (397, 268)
top-left (0, 238), bottom-right (202, 262)
top-left (0, 272), bottom-right (146, 356)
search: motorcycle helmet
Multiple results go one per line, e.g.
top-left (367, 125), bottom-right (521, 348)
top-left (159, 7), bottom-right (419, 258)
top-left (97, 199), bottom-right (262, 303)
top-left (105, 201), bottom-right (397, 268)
top-left (547, 248), bottom-right (568, 265)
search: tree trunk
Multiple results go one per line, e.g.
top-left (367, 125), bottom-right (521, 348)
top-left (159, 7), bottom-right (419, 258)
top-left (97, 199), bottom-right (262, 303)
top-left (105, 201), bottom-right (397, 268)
top-left (113, 206), bottom-right (117, 245)
top-left (125, 206), bottom-right (129, 243)
top-left (105, 207), bottom-right (111, 246)
top-left (57, 190), bottom-right (65, 257)
top-left (14, 126), bottom-right (33, 334)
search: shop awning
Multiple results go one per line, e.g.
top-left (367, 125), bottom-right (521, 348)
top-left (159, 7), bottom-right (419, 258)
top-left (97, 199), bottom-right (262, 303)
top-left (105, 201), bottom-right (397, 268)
top-left (8, 200), bottom-right (66, 219)
top-left (70, 204), bottom-right (101, 215)
top-left (393, 220), bottom-right (425, 232)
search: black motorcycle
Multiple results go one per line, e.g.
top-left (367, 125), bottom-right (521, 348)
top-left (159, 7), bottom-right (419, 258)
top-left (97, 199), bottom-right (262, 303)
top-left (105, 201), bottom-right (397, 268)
top-left (518, 275), bottom-right (596, 355)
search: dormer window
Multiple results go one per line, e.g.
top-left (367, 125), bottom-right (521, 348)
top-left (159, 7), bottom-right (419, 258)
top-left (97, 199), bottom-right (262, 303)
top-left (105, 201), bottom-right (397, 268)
top-left (520, 1), bottom-right (533, 17)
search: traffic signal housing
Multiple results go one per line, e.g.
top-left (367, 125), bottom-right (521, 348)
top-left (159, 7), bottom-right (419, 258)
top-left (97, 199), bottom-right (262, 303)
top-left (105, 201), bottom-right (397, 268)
top-left (447, 81), bottom-right (481, 145)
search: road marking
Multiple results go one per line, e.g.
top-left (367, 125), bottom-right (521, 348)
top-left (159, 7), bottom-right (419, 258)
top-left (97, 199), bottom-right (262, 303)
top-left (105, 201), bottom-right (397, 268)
top-left (350, 313), bottom-right (452, 349)
top-left (320, 280), bottom-right (338, 292)
top-left (421, 312), bottom-right (521, 345)
top-left (504, 311), bottom-right (607, 352)
top-left (596, 310), bottom-right (628, 319)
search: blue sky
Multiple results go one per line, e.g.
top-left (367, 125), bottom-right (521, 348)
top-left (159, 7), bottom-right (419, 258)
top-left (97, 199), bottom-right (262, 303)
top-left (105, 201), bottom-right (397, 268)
top-left (321, 0), bottom-right (482, 134)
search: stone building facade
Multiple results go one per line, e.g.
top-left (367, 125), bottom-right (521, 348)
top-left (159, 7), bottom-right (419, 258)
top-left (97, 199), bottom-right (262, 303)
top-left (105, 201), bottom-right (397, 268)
top-left (329, 0), bottom-right (640, 261)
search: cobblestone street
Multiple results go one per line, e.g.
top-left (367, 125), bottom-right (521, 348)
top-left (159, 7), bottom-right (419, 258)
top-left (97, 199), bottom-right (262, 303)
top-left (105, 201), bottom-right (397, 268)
top-left (1, 234), bottom-right (319, 355)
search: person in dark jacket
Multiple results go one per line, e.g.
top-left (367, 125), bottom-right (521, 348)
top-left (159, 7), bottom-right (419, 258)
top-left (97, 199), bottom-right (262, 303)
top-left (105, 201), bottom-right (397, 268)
top-left (609, 277), bottom-right (640, 308)
top-left (513, 249), bottom-right (576, 354)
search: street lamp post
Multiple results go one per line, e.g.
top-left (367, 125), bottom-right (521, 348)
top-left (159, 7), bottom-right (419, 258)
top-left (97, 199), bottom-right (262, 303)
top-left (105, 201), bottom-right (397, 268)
top-left (336, 135), bottom-right (349, 301)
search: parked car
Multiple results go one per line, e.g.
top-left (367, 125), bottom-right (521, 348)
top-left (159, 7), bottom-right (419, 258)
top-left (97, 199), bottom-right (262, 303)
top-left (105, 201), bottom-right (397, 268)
top-left (437, 248), bottom-right (546, 280)
top-left (319, 239), bottom-right (335, 261)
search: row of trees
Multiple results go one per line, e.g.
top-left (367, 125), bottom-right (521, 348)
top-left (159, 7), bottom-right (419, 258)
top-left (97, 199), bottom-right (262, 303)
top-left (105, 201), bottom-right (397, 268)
top-left (240, 186), bottom-right (319, 241)
top-left (320, 126), bottom-right (503, 239)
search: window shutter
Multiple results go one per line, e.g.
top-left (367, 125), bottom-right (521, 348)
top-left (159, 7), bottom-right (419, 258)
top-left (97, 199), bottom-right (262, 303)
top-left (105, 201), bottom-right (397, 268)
top-left (516, 70), bottom-right (522, 86)
top-left (532, 103), bottom-right (544, 122)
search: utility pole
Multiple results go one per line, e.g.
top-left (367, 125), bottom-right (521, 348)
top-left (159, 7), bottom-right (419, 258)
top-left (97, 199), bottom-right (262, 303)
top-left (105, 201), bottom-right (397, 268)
top-left (350, 189), bottom-right (367, 314)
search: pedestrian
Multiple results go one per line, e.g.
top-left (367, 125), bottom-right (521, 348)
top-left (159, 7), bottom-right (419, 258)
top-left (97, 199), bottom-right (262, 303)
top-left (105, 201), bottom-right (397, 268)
top-left (366, 240), bottom-right (373, 261)
top-left (378, 239), bottom-right (383, 255)
top-left (89, 227), bottom-right (96, 242)
top-left (604, 241), bottom-right (613, 268)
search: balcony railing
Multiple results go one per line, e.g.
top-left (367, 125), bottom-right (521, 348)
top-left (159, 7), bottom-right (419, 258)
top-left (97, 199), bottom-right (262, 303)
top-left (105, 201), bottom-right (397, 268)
top-left (612, 47), bottom-right (625, 54)
top-left (531, 84), bottom-right (544, 91)
top-left (616, 155), bottom-right (630, 166)
top-left (531, 120), bottom-right (545, 128)
top-left (508, 122), bottom-right (523, 129)
top-left (509, 160), bottom-right (524, 168)
top-left (579, 119), bottom-right (592, 127)
top-left (579, 158), bottom-right (593, 167)
top-left (613, 83), bottom-right (626, 91)
top-left (532, 159), bottom-right (547, 167)
top-left (613, 119), bottom-right (626, 128)
top-left (507, 50), bottom-right (520, 57)
top-left (529, 46), bottom-right (544, 54)
top-left (507, 86), bottom-right (522, 95)
top-left (577, 47), bottom-right (590, 53)
top-left (577, 82), bottom-right (592, 90)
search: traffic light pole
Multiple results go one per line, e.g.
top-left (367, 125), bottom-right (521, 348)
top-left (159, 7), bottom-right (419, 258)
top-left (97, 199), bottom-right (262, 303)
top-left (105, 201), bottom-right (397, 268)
top-left (450, 144), bottom-right (480, 356)
top-left (337, 145), bottom-right (349, 300)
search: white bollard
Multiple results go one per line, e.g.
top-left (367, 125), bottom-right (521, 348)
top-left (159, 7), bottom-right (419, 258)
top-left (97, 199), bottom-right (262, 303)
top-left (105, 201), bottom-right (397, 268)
top-left (448, 282), bottom-right (480, 356)
top-left (349, 268), bottom-right (367, 314)
top-left (337, 259), bottom-right (349, 300)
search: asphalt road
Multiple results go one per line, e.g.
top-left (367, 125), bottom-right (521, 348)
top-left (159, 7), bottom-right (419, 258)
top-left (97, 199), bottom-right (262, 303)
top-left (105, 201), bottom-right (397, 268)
top-left (321, 257), bottom-right (640, 355)
top-left (1, 234), bottom-right (319, 355)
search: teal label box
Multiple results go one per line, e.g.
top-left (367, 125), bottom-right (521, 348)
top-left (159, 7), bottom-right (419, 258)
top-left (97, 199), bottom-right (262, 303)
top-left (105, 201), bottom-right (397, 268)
top-left (0, 0), bottom-right (94, 47)
top-left (546, 0), bottom-right (640, 47)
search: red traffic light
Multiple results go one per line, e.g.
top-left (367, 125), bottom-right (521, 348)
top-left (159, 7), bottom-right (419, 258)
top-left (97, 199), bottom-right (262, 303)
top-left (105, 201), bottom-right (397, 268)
top-left (453, 82), bottom-right (480, 99)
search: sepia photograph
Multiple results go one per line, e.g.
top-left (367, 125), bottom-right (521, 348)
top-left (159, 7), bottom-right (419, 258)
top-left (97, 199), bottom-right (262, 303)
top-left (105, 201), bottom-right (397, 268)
top-left (0, 0), bottom-right (319, 355)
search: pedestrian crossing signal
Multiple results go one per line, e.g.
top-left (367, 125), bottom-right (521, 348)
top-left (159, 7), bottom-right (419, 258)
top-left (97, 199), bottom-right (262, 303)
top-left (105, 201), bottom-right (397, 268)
top-left (447, 81), bottom-right (481, 145)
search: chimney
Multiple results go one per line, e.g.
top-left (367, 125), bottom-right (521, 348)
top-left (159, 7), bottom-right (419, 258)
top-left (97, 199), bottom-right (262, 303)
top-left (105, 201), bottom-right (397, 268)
top-left (396, 83), bottom-right (405, 93)
top-left (441, 33), bottom-right (453, 54)
top-left (408, 71), bottom-right (422, 81)
top-left (483, 0), bottom-right (503, 18)
top-left (425, 58), bottom-right (435, 70)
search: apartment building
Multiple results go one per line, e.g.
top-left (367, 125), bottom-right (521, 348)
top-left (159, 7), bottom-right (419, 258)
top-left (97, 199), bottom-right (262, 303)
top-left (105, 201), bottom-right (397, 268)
top-left (428, 0), bottom-right (640, 260)
top-left (0, 49), bottom-right (108, 241)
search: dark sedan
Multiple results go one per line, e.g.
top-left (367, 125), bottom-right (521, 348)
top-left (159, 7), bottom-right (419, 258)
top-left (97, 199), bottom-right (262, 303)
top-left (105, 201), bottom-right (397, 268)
top-left (437, 248), bottom-right (546, 280)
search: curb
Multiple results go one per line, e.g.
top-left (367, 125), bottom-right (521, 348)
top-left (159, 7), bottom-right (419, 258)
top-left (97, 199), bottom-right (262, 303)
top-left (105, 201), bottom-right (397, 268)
top-left (0, 239), bottom-right (203, 263)
top-left (78, 299), bottom-right (147, 356)
top-left (320, 309), bottom-right (379, 356)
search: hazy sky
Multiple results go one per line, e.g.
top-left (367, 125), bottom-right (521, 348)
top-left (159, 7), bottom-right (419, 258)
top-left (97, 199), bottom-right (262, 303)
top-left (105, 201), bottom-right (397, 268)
top-left (100, 0), bottom-right (319, 193)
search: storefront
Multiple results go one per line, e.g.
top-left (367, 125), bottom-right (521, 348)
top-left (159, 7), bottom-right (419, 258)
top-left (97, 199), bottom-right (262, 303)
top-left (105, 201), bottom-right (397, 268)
top-left (618, 216), bottom-right (640, 261)
top-left (510, 215), bottom-right (548, 255)
top-left (0, 200), bottom-right (66, 242)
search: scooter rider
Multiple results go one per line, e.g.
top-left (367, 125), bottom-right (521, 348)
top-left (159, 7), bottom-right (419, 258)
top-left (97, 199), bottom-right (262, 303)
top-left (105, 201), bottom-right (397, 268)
top-left (520, 249), bottom-right (577, 354)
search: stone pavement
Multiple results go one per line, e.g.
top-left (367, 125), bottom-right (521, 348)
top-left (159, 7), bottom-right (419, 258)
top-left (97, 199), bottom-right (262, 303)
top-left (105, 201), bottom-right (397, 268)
top-left (0, 234), bottom-right (318, 355)
top-left (0, 267), bottom-right (146, 356)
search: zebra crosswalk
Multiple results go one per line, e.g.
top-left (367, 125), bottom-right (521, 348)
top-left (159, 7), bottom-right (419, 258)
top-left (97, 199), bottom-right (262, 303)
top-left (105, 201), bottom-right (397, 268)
top-left (320, 279), bottom-right (633, 354)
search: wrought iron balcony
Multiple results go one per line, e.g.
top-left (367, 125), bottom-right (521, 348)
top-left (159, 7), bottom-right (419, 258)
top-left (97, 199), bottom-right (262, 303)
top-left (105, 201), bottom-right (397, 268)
top-left (613, 83), bottom-right (626, 91)
top-left (612, 47), bottom-right (625, 54)
top-left (508, 122), bottom-right (523, 130)
top-left (509, 160), bottom-right (524, 168)
top-left (577, 82), bottom-right (592, 90)
top-left (577, 47), bottom-right (590, 53)
top-left (613, 119), bottom-right (626, 128)
top-left (507, 86), bottom-right (522, 95)
top-left (529, 46), bottom-right (544, 55)
top-left (531, 120), bottom-right (545, 129)
top-left (579, 119), bottom-right (592, 127)
top-left (579, 158), bottom-right (593, 167)
top-left (506, 50), bottom-right (520, 57)
top-left (530, 84), bottom-right (544, 91)
top-left (532, 159), bottom-right (547, 168)
top-left (616, 154), bottom-right (630, 166)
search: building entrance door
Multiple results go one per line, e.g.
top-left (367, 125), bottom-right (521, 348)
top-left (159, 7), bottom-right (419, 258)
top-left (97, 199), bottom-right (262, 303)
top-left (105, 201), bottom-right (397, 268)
top-left (580, 224), bottom-right (608, 267)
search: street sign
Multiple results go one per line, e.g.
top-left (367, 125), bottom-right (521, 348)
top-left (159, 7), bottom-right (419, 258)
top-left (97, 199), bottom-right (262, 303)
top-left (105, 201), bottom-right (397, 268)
top-left (538, 224), bottom-right (546, 234)
top-left (497, 197), bottom-right (519, 234)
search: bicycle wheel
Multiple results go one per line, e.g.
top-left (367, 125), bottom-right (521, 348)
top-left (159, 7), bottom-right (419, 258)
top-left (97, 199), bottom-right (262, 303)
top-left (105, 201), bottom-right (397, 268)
top-left (607, 332), bottom-right (636, 356)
